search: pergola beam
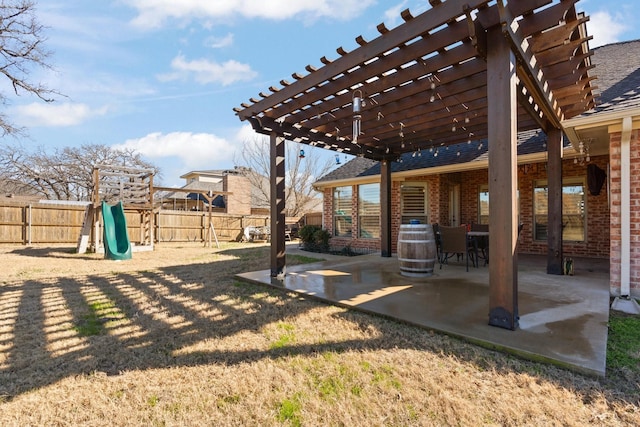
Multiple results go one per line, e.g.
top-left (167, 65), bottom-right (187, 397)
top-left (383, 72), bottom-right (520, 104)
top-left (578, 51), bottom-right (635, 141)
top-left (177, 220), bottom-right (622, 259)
top-left (497, 0), bottom-right (563, 129)
top-left (237, 0), bottom-right (492, 121)
top-left (487, 25), bottom-right (519, 330)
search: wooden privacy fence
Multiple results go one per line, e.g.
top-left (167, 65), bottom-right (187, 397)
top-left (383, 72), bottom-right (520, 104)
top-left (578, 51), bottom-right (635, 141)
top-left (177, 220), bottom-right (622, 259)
top-left (301, 212), bottom-right (322, 227)
top-left (0, 202), bottom-right (270, 245)
top-left (0, 202), bottom-right (88, 244)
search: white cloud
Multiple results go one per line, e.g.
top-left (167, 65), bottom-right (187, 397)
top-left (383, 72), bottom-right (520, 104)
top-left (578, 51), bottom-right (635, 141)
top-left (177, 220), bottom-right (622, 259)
top-left (586, 11), bottom-right (630, 47)
top-left (235, 124), bottom-right (261, 144)
top-left (115, 131), bottom-right (236, 171)
top-left (205, 33), bottom-right (234, 49)
top-left (128, 0), bottom-right (375, 29)
top-left (383, 1), bottom-right (409, 27)
top-left (13, 102), bottom-right (108, 127)
top-left (158, 54), bottom-right (257, 85)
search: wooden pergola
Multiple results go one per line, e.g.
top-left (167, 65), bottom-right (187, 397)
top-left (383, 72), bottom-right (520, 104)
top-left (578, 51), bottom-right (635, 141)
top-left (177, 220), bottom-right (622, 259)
top-left (234, 0), bottom-right (596, 330)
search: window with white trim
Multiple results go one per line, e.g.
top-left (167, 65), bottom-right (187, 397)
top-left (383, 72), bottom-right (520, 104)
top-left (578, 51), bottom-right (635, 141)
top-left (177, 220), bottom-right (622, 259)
top-left (333, 186), bottom-right (352, 237)
top-left (358, 183), bottom-right (380, 238)
top-left (401, 182), bottom-right (428, 224)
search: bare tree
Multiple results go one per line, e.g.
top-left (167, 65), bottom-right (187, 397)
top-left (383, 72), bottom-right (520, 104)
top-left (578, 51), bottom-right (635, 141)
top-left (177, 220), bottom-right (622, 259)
top-left (235, 135), bottom-right (334, 217)
top-left (0, 143), bottom-right (159, 200)
top-left (0, 0), bottom-right (59, 136)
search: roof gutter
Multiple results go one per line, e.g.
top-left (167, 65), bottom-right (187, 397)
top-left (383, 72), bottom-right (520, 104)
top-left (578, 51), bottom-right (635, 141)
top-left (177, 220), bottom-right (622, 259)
top-left (562, 107), bottom-right (640, 143)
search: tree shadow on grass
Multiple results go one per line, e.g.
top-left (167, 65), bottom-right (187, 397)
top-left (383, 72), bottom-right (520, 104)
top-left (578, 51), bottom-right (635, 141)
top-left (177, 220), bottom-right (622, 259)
top-left (9, 246), bottom-right (96, 260)
top-left (0, 245), bottom-right (637, 415)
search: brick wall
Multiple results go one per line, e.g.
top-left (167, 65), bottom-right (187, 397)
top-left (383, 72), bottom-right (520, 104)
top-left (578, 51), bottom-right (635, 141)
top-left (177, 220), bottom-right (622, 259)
top-left (513, 156), bottom-right (610, 259)
top-left (223, 174), bottom-right (252, 216)
top-left (609, 129), bottom-right (640, 297)
top-left (319, 155), bottom-right (611, 260)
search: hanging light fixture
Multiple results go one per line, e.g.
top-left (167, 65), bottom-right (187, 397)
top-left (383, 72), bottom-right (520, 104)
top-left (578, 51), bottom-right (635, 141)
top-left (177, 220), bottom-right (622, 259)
top-left (299, 149), bottom-right (305, 158)
top-left (335, 154), bottom-right (341, 165)
top-left (574, 139), bottom-right (592, 165)
top-left (352, 89), bottom-right (363, 144)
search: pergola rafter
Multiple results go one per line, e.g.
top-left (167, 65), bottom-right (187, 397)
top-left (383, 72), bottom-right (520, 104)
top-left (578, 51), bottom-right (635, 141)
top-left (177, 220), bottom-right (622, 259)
top-left (236, 0), bottom-right (594, 161)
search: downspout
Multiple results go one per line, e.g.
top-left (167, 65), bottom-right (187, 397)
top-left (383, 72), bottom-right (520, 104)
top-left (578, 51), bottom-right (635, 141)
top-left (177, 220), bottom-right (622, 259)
top-left (620, 116), bottom-right (632, 297)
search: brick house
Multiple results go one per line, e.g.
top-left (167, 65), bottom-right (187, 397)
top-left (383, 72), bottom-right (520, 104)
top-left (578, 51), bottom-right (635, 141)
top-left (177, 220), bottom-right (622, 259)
top-left (314, 39), bottom-right (640, 298)
top-left (159, 169), bottom-right (257, 215)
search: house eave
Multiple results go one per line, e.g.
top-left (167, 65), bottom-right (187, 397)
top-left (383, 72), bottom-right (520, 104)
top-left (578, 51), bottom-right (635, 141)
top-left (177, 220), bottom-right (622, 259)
top-left (562, 107), bottom-right (640, 143)
top-left (314, 175), bottom-right (381, 190)
top-left (314, 151), bottom-right (567, 189)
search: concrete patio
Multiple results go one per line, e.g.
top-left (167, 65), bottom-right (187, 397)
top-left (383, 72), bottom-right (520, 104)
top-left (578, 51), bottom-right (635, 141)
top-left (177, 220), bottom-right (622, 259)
top-left (237, 247), bottom-right (610, 377)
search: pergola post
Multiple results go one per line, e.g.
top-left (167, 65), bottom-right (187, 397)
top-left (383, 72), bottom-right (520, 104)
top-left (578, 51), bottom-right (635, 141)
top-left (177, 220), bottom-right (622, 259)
top-left (546, 127), bottom-right (564, 274)
top-left (487, 27), bottom-right (519, 330)
top-left (380, 159), bottom-right (392, 257)
top-left (270, 132), bottom-right (286, 277)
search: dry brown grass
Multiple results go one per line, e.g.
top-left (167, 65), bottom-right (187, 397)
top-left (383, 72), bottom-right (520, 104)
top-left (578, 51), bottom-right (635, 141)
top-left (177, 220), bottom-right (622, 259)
top-left (0, 243), bottom-right (638, 426)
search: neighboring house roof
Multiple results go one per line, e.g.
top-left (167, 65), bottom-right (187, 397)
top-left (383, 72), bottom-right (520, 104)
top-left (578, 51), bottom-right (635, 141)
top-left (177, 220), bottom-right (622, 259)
top-left (161, 180), bottom-right (224, 199)
top-left (158, 180), bottom-right (226, 208)
top-left (179, 169), bottom-right (238, 179)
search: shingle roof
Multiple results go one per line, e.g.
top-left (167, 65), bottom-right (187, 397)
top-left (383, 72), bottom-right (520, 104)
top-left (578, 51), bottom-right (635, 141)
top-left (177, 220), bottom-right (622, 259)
top-left (580, 39), bottom-right (640, 117)
top-left (316, 129), bottom-right (556, 183)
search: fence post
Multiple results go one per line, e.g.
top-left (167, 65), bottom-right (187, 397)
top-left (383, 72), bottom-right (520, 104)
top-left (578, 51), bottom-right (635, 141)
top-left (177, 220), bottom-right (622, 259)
top-left (27, 204), bottom-right (32, 245)
top-left (21, 205), bottom-right (27, 245)
top-left (153, 209), bottom-right (162, 243)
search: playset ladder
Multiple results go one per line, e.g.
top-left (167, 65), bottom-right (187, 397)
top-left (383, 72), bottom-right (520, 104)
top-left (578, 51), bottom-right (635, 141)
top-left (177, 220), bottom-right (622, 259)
top-left (76, 205), bottom-right (94, 254)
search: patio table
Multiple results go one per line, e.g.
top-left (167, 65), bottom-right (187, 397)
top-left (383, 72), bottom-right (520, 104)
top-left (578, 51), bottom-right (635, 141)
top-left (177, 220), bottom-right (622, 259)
top-left (467, 231), bottom-right (489, 266)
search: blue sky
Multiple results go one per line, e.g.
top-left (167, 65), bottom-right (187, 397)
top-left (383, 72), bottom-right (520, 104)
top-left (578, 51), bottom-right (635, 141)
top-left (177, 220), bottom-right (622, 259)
top-left (8, 0), bottom-right (640, 186)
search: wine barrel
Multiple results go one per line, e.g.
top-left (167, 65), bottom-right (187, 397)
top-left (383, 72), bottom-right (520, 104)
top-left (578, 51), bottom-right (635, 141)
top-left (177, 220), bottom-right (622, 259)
top-left (397, 223), bottom-right (437, 277)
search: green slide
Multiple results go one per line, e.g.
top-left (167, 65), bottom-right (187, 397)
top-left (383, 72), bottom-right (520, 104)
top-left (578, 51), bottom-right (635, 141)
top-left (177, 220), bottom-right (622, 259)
top-left (102, 201), bottom-right (132, 260)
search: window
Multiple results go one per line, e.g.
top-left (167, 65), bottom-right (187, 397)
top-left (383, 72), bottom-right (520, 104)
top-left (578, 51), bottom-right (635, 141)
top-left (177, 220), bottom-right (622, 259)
top-left (477, 185), bottom-right (519, 225)
top-left (333, 186), bottom-right (352, 237)
top-left (478, 185), bottom-right (489, 225)
top-left (534, 179), bottom-right (585, 241)
top-left (401, 183), bottom-right (428, 224)
top-left (358, 183), bottom-right (380, 238)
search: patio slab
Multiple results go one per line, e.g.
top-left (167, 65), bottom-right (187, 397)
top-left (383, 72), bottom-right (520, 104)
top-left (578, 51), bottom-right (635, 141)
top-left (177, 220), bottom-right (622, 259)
top-left (237, 250), bottom-right (610, 377)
